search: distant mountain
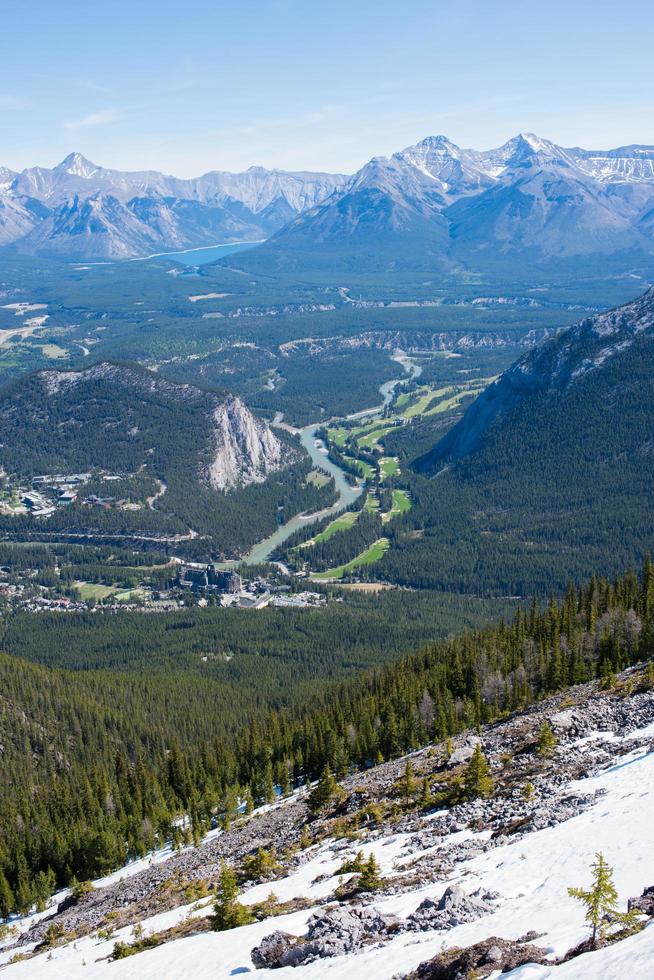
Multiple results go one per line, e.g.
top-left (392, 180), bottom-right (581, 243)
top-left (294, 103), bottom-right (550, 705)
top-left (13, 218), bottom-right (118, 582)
top-left (0, 192), bottom-right (49, 246)
top-left (16, 192), bottom-right (269, 259)
top-left (16, 194), bottom-right (160, 258)
top-left (0, 153), bottom-right (347, 257)
top-left (233, 133), bottom-right (654, 277)
top-left (4, 137), bottom-right (654, 266)
top-left (375, 288), bottom-right (654, 595)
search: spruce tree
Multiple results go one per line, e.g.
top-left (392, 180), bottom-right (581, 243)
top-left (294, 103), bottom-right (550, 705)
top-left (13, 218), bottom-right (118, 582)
top-left (398, 759), bottom-right (416, 805)
top-left (537, 720), bottom-right (557, 757)
top-left (463, 743), bottom-right (494, 800)
top-left (212, 862), bottom-right (252, 931)
top-left (307, 765), bottom-right (343, 815)
top-left (359, 853), bottom-right (383, 891)
top-left (0, 871), bottom-right (14, 918)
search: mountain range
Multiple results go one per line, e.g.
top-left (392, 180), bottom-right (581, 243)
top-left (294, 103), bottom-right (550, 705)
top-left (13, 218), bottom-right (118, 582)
top-left (3, 135), bottom-right (654, 266)
top-left (242, 133), bottom-right (654, 276)
top-left (0, 154), bottom-right (347, 257)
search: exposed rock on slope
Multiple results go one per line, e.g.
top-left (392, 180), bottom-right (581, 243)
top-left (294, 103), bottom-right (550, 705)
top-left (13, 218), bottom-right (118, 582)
top-left (209, 394), bottom-right (285, 490)
top-left (0, 361), bottom-right (287, 493)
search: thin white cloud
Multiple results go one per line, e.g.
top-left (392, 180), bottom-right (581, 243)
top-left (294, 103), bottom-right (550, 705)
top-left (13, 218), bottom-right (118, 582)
top-left (64, 108), bottom-right (124, 130)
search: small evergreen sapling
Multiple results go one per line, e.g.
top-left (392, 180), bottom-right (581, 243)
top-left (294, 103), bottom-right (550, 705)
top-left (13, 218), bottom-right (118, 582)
top-left (359, 853), bottom-right (383, 891)
top-left (398, 759), bottom-right (417, 804)
top-left (537, 720), bottom-right (557, 757)
top-left (463, 743), bottom-right (494, 800)
top-left (568, 852), bottom-right (640, 947)
top-left (307, 765), bottom-right (344, 815)
top-left (212, 862), bottom-right (253, 931)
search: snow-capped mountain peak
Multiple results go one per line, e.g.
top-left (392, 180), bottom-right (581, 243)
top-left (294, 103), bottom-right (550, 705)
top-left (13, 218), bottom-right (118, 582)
top-left (55, 151), bottom-right (100, 179)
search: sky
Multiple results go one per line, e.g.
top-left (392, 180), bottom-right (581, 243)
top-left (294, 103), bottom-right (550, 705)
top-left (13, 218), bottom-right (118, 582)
top-left (2, 0), bottom-right (653, 177)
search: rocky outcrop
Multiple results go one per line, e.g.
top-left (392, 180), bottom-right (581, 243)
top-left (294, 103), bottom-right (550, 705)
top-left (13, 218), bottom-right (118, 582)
top-left (208, 395), bottom-right (287, 490)
top-left (628, 884), bottom-right (654, 918)
top-left (407, 885), bottom-right (496, 931)
top-left (251, 887), bottom-right (496, 968)
top-left (252, 906), bottom-right (404, 968)
top-left (404, 935), bottom-right (548, 979)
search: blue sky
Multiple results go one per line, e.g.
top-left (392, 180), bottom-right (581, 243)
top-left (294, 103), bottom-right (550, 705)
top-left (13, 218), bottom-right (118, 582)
top-left (2, 0), bottom-right (653, 176)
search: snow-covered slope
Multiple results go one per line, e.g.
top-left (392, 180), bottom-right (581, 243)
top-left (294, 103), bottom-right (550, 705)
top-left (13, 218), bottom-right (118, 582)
top-left (3, 670), bottom-right (653, 979)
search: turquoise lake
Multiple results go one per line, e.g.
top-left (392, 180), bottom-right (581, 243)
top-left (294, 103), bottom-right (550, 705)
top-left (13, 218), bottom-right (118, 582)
top-left (150, 240), bottom-right (262, 266)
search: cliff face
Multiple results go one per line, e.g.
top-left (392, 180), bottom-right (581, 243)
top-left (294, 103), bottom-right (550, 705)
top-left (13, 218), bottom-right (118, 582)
top-left (208, 394), bottom-right (286, 490)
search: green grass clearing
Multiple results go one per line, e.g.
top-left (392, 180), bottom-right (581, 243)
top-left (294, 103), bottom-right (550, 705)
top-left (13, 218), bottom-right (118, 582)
top-left (306, 469), bottom-right (330, 487)
top-left (364, 492), bottom-right (380, 512)
top-left (379, 457), bottom-right (400, 478)
top-left (401, 385), bottom-right (454, 419)
top-left (311, 537), bottom-right (390, 581)
top-left (356, 424), bottom-right (396, 449)
top-left (341, 455), bottom-right (375, 480)
top-left (73, 581), bottom-right (118, 600)
top-left (300, 509), bottom-right (359, 548)
top-left (391, 489), bottom-right (411, 513)
top-left (114, 588), bottom-right (146, 602)
top-left (40, 344), bottom-right (69, 359)
top-left (326, 426), bottom-right (349, 448)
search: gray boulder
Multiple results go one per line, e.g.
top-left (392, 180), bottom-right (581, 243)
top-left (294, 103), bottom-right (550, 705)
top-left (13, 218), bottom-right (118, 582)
top-left (251, 906), bottom-right (404, 968)
top-left (408, 884), bottom-right (492, 931)
top-left (447, 737), bottom-right (481, 768)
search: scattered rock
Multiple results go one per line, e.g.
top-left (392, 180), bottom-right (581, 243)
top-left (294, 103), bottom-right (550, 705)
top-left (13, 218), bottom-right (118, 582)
top-left (251, 906), bottom-right (403, 968)
top-left (446, 737), bottom-right (481, 768)
top-left (628, 884), bottom-right (654, 917)
top-left (403, 935), bottom-right (548, 979)
top-left (251, 931), bottom-right (302, 969)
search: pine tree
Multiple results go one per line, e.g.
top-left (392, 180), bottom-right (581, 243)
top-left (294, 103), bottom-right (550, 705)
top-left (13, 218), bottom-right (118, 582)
top-left (0, 870), bottom-right (14, 918)
top-left (537, 720), bottom-right (557, 757)
top-left (212, 862), bottom-right (252, 931)
top-left (463, 743), bottom-right (494, 800)
top-left (420, 776), bottom-right (431, 807)
top-left (307, 765), bottom-right (343, 815)
top-left (398, 759), bottom-right (416, 805)
top-left (359, 853), bottom-right (383, 891)
top-left (243, 785), bottom-right (254, 815)
top-left (568, 852), bottom-right (620, 947)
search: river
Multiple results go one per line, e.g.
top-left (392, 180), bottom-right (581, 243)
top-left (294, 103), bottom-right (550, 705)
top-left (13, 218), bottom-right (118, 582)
top-left (228, 350), bottom-right (422, 567)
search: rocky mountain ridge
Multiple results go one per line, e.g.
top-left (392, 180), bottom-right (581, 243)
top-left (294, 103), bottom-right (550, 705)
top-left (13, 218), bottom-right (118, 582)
top-left (237, 133), bottom-right (654, 275)
top-left (425, 286), bottom-right (654, 463)
top-left (0, 361), bottom-right (288, 493)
